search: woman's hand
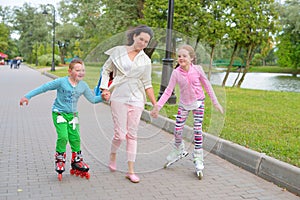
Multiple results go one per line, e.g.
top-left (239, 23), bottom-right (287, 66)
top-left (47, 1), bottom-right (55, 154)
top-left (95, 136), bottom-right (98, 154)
top-left (150, 104), bottom-right (159, 118)
top-left (101, 89), bottom-right (110, 101)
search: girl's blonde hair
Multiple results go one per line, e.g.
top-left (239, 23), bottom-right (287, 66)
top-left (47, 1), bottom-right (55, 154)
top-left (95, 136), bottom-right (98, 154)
top-left (175, 44), bottom-right (196, 68)
top-left (178, 44), bottom-right (196, 62)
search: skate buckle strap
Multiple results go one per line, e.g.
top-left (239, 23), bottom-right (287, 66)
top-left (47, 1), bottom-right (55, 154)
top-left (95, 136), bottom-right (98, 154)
top-left (56, 155), bottom-right (66, 163)
top-left (74, 154), bottom-right (83, 163)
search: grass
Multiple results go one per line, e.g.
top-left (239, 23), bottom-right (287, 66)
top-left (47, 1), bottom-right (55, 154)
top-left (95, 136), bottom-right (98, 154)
top-left (28, 63), bottom-right (300, 168)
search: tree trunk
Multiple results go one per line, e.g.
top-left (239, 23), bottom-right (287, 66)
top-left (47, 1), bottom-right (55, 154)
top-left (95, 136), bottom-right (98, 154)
top-left (208, 45), bottom-right (215, 81)
top-left (232, 67), bottom-right (242, 87)
top-left (222, 42), bottom-right (238, 87)
top-left (237, 44), bottom-right (253, 88)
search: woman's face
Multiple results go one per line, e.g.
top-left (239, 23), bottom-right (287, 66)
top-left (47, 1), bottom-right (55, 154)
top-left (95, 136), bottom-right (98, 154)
top-left (177, 48), bottom-right (192, 68)
top-left (132, 32), bottom-right (151, 51)
top-left (69, 63), bottom-right (85, 81)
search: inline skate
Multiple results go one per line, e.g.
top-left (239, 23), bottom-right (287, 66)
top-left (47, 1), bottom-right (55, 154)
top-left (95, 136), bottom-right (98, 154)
top-left (70, 151), bottom-right (90, 179)
top-left (55, 152), bottom-right (66, 181)
top-left (193, 149), bottom-right (204, 180)
top-left (164, 143), bottom-right (189, 168)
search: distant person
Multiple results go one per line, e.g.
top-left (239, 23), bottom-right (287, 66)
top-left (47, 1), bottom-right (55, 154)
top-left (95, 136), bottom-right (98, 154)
top-left (19, 58), bottom-right (104, 181)
top-left (100, 25), bottom-right (157, 183)
top-left (151, 44), bottom-right (224, 179)
top-left (17, 59), bottom-right (21, 68)
top-left (10, 59), bottom-right (17, 69)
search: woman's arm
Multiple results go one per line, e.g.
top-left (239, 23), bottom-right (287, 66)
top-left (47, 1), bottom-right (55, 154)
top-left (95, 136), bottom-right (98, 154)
top-left (145, 87), bottom-right (156, 106)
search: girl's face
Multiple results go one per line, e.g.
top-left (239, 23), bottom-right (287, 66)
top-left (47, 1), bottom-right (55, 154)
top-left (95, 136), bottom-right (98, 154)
top-left (68, 63), bottom-right (85, 82)
top-left (177, 48), bottom-right (192, 68)
top-left (132, 32), bottom-right (151, 51)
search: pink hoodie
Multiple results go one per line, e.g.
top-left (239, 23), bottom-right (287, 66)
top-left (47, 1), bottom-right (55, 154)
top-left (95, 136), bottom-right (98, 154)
top-left (157, 64), bottom-right (219, 109)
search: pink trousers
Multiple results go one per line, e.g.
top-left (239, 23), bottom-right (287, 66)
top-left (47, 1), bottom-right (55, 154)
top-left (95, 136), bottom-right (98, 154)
top-left (110, 101), bottom-right (143, 162)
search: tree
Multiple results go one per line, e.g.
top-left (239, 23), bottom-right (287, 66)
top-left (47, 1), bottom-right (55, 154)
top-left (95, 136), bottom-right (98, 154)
top-left (222, 0), bottom-right (279, 87)
top-left (235, 0), bottom-right (279, 87)
top-left (13, 3), bottom-right (49, 63)
top-left (0, 23), bottom-right (10, 52)
top-left (196, 0), bottom-right (229, 80)
top-left (276, 0), bottom-right (300, 76)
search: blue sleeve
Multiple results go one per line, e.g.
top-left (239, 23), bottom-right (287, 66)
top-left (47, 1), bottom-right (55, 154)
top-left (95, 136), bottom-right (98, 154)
top-left (25, 78), bottom-right (63, 99)
top-left (82, 82), bottom-right (103, 103)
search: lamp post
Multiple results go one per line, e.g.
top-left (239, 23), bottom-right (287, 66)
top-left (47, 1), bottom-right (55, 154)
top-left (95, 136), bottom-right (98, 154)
top-left (43, 4), bottom-right (56, 71)
top-left (158, 0), bottom-right (176, 104)
top-left (58, 40), bottom-right (69, 64)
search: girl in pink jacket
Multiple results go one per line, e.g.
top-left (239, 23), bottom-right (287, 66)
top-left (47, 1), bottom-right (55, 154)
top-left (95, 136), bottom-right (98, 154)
top-left (151, 44), bottom-right (223, 179)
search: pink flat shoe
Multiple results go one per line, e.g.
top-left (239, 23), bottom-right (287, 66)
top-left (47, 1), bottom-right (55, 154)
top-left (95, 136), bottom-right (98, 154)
top-left (109, 160), bottom-right (116, 172)
top-left (126, 173), bottom-right (140, 183)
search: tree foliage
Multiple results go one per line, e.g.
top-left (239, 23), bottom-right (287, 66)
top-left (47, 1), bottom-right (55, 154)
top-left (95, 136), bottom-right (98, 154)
top-left (276, 0), bottom-right (300, 76)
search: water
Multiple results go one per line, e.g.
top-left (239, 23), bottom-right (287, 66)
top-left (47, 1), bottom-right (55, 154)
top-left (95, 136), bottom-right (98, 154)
top-left (210, 72), bottom-right (300, 93)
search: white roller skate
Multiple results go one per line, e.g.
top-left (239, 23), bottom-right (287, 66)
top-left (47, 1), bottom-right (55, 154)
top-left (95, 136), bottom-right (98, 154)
top-left (193, 149), bottom-right (204, 180)
top-left (164, 143), bottom-right (189, 168)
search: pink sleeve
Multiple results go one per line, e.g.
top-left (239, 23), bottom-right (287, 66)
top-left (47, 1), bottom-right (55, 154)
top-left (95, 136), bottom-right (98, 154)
top-left (198, 66), bottom-right (219, 105)
top-left (157, 70), bottom-right (177, 110)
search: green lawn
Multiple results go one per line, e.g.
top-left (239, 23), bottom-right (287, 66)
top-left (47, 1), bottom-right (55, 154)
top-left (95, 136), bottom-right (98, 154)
top-left (29, 63), bottom-right (300, 168)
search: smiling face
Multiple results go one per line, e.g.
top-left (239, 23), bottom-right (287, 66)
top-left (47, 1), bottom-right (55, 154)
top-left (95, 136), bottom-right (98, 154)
top-left (177, 48), bottom-right (193, 68)
top-left (68, 62), bottom-right (85, 82)
top-left (132, 32), bottom-right (151, 51)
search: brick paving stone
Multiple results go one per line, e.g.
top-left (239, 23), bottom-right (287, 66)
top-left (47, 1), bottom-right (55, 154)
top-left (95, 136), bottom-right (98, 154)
top-left (0, 65), bottom-right (299, 200)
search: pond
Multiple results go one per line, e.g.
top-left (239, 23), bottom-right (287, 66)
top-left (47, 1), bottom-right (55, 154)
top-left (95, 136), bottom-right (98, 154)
top-left (210, 72), bottom-right (300, 93)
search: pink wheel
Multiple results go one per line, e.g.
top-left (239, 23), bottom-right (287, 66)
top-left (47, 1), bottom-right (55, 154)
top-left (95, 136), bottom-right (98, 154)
top-left (58, 174), bottom-right (62, 181)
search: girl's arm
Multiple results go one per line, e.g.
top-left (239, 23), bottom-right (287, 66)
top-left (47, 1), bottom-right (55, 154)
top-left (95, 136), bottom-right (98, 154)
top-left (198, 66), bottom-right (224, 114)
top-left (150, 71), bottom-right (177, 118)
top-left (156, 70), bottom-right (177, 110)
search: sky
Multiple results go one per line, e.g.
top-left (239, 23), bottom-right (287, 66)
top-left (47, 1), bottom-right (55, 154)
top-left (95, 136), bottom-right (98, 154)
top-left (1, 0), bottom-right (286, 8)
top-left (0, 0), bottom-right (58, 8)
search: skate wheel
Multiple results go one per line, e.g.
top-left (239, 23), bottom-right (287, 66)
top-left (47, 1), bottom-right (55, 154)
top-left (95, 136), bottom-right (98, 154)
top-left (58, 174), bottom-right (62, 181)
top-left (70, 169), bottom-right (75, 175)
top-left (75, 171), bottom-right (80, 176)
top-left (80, 173), bottom-right (85, 178)
top-left (85, 173), bottom-right (90, 179)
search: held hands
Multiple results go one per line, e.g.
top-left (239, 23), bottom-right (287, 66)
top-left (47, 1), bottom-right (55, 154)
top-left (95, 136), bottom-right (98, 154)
top-left (150, 104), bottom-right (160, 118)
top-left (20, 97), bottom-right (29, 106)
top-left (101, 89), bottom-right (110, 101)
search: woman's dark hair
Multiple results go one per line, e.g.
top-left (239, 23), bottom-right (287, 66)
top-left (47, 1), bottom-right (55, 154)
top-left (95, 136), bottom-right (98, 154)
top-left (126, 25), bottom-right (154, 45)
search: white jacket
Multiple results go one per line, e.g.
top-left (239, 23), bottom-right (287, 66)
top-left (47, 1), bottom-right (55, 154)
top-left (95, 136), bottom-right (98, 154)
top-left (100, 46), bottom-right (153, 107)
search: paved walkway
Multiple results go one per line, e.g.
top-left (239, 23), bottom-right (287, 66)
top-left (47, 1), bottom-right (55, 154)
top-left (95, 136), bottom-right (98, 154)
top-left (0, 64), bottom-right (299, 200)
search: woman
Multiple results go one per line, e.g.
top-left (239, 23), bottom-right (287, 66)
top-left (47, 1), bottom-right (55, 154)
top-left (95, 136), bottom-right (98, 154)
top-left (100, 25), bottom-right (157, 183)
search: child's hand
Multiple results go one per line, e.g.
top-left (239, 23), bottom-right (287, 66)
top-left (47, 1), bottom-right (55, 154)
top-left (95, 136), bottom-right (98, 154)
top-left (214, 104), bottom-right (224, 114)
top-left (101, 89), bottom-right (110, 101)
top-left (20, 97), bottom-right (29, 106)
top-left (150, 104), bottom-right (159, 118)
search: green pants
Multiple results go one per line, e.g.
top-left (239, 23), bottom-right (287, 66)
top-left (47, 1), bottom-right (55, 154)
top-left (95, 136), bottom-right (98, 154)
top-left (52, 112), bottom-right (81, 153)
